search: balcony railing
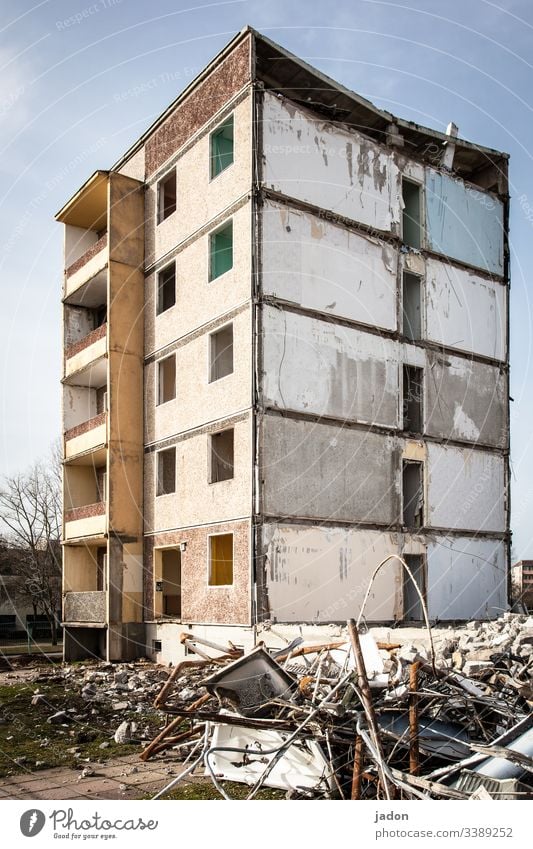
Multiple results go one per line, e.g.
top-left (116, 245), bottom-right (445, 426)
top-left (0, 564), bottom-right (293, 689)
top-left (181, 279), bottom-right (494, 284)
top-left (65, 502), bottom-right (105, 523)
top-left (64, 591), bottom-right (106, 623)
top-left (66, 232), bottom-right (107, 278)
top-left (65, 323), bottom-right (107, 360)
top-left (64, 412), bottom-right (106, 443)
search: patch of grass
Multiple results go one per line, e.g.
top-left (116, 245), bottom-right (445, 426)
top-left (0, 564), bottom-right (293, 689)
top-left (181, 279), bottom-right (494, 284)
top-left (142, 780), bottom-right (285, 800)
top-left (0, 681), bottom-right (162, 778)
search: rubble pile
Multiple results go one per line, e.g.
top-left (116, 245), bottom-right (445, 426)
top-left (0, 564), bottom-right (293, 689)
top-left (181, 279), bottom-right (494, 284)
top-left (144, 618), bottom-right (533, 801)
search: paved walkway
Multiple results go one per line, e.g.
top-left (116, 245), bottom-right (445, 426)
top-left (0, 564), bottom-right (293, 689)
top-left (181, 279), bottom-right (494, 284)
top-left (0, 754), bottom-right (182, 800)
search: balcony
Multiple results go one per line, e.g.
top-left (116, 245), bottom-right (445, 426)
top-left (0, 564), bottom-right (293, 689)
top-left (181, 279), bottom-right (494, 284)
top-left (64, 591), bottom-right (106, 624)
top-left (65, 412), bottom-right (107, 463)
top-left (64, 501), bottom-right (106, 541)
top-left (65, 234), bottom-right (108, 300)
top-left (64, 324), bottom-right (107, 385)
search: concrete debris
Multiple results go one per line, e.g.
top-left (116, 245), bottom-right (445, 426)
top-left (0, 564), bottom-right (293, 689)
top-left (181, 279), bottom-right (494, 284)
top-left (47, 711), bottom-right (69, 725)
top-left (144, 616), bottom-right (533, 801)
top-left (114, 721), bottom-right (137, 744)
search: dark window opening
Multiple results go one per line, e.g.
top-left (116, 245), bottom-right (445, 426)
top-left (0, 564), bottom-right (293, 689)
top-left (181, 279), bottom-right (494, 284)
top-left (209, 221), bottom-right (233, 280)
top-left (211, 429), bottom-right (234, 483)
top-left (402, 179), bottom-right (422, 249)
top-left (157, 447), bottom-right (176, 496)
top-left (402, 461), bottom-right (423, 527)
top-left (158, 170), bottom-right (176, 222)
top-left (96, 547), bottom-right (106, 592)
top-left (209, 323), bottom-right (233, 382)
top-left (402, 272), bottom-right (422, 340)
top-left (403, 554), bottom-right (426, 621)
top-left (161, 549), bottom-right (181, 618)
top-left (157, 263), bottom-right (176, 315)
top-left (403, 365), bottom-right (423, 434)
top-left (158, 354), bottom-right (176, 405)
top-left (210, 114), bottom-right (234, 178)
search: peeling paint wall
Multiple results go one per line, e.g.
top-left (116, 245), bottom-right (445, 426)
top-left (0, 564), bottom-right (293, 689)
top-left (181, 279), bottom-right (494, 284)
top-left (425, 258), bottom-right (506, 360)
top-left (261, 524), bottom-right (402, 622)
top-left (425, 351), bottom-right (506, 447)
top-left (425, 169), bottom-right (504, 275)
top-left (261, 306), bottom-right (399, 427)
top-left (426, 538), bottom-right (506, 619)
top-left (427, 443), bottom-right (505, 532)
top-left (262, 93), bottom-right (401, 233)
top-left (261, 415), bottom-right (399, 524)
top-left (261, 200), bottom-right (397, 329)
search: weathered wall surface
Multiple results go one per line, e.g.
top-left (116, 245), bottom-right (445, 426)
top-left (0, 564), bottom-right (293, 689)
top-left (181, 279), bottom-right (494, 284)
top-left (144, 414), bottom-right (252, 534)
top-left (145, 202), bottom-right (252, 356)
top-left (261, 200), bottom-right (398, 330)
top-left (144, 519), bottom-right (251, 625)
top-left (425, 169), bottom-right (504, 276)
top-left (426, 538), bottom-right (506, 619)
top-left (425, 258), bottom-right (506, 361)
top-left (427, 443), bottom-right (505, 533)
top-left (262, 93), bottom-right (402, 233)
top-left (261, 306), bottom-right (399, 427)
top-left (146, 36), bottom-right (251, 175)
top-left (261, 524), bottom-right (402, 622)
top-left (261, 415), bottom-right (399, 523)
top-left (145, 306), bottom-right (251, 443)
top-left (145, 93), bottom-right (252, 268)
top-left (425, 350), bottom-right (507, 447)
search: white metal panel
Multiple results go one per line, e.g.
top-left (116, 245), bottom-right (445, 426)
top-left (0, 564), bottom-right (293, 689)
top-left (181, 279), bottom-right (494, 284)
top-left (427, 443), bottom-right (505, 532)
top-left (262, 93), bottom-right (401, 233)
top-left (425, 258), bottom-right (506, 361)
top-left (261, 200), bottom-right (398, 330)
top-left (261, 306), bottom-right (399, 427)
top-left (427, 537), bottom-right (506, 619)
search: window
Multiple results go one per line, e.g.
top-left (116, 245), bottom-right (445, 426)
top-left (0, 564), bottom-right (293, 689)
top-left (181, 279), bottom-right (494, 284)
top-left (157, 355), bottom-right (176, 405)
top-left (210, 429), bottom-right (234, 483)
top-left (156, 447), bottom-right (176, 496)
top-left (402, 461), bottom-right (423, 527)
top-left (402, 272), bottom-right (422, 340)
top-left (96, 468), bottom-right (107, 502)
top-left (208, 533), bottom-right (233, 586)
top-left (209, 323), bottom-right (233, 382)
top-left (403, 555), bottom-right (426, 621)
top-left (209, 221), bottom-right (233, 281)
top-left (161, 549), bottom-right (181, 618)
top-left (210, 114), bottom-right (234, 179)
top-left (157, 263), bottom-right (176, 315)
top-left (158, 170), bottom-right (176, 222)
top-left (403, 365), bottom-right (423, 434)
top-left (402, 179), bottom-right (422, 248)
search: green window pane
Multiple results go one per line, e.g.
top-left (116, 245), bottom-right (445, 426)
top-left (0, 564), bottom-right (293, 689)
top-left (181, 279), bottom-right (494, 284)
top-left (210, 222), bottom-right (233, 280)
top-left (210, 115), bottom-right (234, 178)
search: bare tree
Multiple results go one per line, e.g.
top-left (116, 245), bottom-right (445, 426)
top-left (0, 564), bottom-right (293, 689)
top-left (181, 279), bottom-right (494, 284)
top-left (0, 443), bottom-right (62, 644)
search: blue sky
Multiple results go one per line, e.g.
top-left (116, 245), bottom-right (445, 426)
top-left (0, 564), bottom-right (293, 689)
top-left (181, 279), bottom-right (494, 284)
top-left (1, 0), bottom-right (532, 556)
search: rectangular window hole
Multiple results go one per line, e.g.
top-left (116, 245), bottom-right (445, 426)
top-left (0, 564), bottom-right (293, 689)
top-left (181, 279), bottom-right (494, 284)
top-left (209, 221), bottom-right (233, 281)
top-left (157, 263), bottom-right (176, 315)
top-left (209, 323), bottom-right (233, 382)
top-left (157, 354), bottom-right (176, 405)
top-left (402, 179), bottom-right (422, 249)
top-left (211, 429), bottom-right (234, 483)
top-left (403, 365), bottom-right (423, 434)
top-left (157, 447), bottom-right (176, 496)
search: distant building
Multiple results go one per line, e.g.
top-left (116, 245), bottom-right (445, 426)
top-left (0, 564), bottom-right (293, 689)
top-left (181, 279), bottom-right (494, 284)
top-left (511, 561), bottom-right (533, 608)
top-left (57, 27), bottom-right (510, 664)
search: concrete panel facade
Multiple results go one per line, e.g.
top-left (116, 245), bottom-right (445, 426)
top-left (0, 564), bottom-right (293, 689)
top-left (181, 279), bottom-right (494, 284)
top-left (426, 537), bottom-right (506, 619)
top-left (425, 258), bottom-right (506, 361)
top-left (261, 200), bottom-right (398, 330)
top-left (262, 92), bottom-right (402, 234)
top-left (427, 443), bottom-right (505, 533)
top-left (261, 306), bottom-right (399, 427)
top-left (261, 523), bottom-right (402, 622)
top-left (425, 169), bottom-right (504, 275)
top-left (261, 415), bottom-right (399, 524)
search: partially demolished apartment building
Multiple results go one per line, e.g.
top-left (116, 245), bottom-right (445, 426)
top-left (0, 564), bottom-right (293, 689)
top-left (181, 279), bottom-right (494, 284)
top-left (57, 27), bottom-right (510, 663)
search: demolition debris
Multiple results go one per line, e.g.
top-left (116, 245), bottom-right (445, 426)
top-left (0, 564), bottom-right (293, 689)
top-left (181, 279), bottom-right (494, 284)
top-left (141, 614), bottom-right (533, 800)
